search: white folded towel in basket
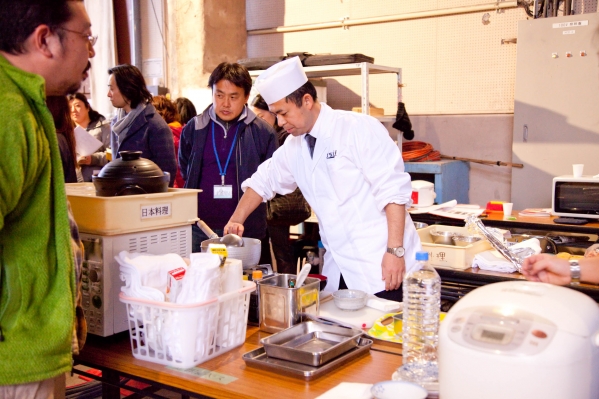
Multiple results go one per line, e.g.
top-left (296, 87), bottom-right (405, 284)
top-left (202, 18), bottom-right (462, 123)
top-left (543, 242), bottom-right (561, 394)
top-left (116, 251), bottom-right (188, 301)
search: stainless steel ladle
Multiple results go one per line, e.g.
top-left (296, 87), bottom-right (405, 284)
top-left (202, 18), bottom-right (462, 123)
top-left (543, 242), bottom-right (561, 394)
top-left (197, 220), bottom-right (244, 247)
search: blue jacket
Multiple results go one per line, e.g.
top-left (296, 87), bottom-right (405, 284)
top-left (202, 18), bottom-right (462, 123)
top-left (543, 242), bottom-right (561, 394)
top-left (111, 103), bottom-right (177, 186)
top-left (179, 105), bottom-right (277, 239)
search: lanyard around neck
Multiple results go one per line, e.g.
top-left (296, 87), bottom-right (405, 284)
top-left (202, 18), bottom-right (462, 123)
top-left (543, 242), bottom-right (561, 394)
top-left (212, 121), bottom-right (240, 186)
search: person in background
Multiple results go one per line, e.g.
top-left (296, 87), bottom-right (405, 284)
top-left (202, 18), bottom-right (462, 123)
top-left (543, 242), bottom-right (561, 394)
top-left (179, 62), bottom-right (277, 255)
top-left (225, 57), bottom-right (421, 301)
top-left (152, 95), bottom-right (185, 188)
top-left (522, 252), bottom-right (599, 285)
top-left (69, 92), bottom-right (111, 181)
top-left (108, 64), bottom-right (177, 186)
top-left (47, 96), bottom-right (79, 183)
top-left (0, 0), bottom-right (94, 397)
top-left (251, 94), bottom-right (307, 273)
top-left (175, 96), bottom-right (197, 126)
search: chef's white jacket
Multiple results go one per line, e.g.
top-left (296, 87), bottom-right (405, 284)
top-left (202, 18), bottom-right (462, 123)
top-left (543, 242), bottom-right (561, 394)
top-left (242, 103), bottom-right (422, 294)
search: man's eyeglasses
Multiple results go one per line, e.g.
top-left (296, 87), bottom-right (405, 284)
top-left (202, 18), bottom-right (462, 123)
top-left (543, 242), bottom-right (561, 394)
top-left (58, 27), bottom-right (98, 47)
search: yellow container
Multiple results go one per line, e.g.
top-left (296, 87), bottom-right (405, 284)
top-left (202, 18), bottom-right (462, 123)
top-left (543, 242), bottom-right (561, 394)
top-left (66, 183), bottom-right (200, 235)
top-left (418, 225), bottom-right (495, 270)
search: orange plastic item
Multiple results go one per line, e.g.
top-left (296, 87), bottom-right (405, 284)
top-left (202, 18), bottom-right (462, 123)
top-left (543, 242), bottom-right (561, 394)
top-left (252, 270), bottom-right (263, 281)
top-left (485, 201), bottom-right (504, 212)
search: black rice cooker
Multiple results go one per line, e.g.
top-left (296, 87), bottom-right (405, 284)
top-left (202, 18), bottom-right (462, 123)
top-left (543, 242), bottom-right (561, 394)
top-left (92, 151), bottom-right (170, 196)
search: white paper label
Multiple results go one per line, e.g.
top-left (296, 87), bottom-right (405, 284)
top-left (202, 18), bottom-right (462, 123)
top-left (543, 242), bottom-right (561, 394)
top-left (214, 185), bottom-right (233, 199)
top-left (563, 30), bottom-right (575, 35)
top-left (552, 20), bottom-right (588, 28)
top-left (140, 203), bottom-right (172, 219)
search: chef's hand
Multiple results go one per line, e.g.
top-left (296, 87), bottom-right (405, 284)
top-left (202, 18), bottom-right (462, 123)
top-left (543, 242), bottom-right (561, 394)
top-left (224, 221), bottom-right (245, 237)
top-left (78, 155), bottom-right (92, 165)
top-left (382, 253), bottom-right (405, 291)
top-left (521, 254), bottom-right (571, 286)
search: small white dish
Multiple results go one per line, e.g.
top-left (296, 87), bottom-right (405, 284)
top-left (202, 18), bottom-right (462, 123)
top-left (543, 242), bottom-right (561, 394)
top-left (371, 380), bottom-right (428, 399)
top-left (392, 371), bottom-right (438, 398)
top-left (332, 289), bottom-right (368, 311)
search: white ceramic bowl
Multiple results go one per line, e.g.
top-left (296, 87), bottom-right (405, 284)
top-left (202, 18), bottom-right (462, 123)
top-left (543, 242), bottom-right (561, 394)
top-left (371, 380), bottom-right (428, 399)
top-left (332, 289), bottom-right (368, 311)
top-left (201, 237), bottom-right (261, 268)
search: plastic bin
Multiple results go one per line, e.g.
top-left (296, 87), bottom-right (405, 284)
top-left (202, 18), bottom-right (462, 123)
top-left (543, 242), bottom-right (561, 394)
top-left (66, 183), bottom-right (200, 235)
top-left (418, 225), bottom-right (494, 270)
top-left (119, 280), bottom-right (255, 369)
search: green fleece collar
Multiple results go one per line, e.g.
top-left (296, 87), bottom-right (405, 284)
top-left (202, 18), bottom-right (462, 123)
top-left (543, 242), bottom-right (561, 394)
top-left (0, 53), bottom-right (46, 106)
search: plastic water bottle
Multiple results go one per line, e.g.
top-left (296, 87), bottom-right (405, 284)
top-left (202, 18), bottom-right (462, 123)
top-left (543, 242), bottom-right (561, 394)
top-left (398, 251), bottom-right (441, 386)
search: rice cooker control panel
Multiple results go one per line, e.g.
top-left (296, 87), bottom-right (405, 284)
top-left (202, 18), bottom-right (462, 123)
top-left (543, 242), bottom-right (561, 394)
top-left (447, 306), bottom-right (557, 355)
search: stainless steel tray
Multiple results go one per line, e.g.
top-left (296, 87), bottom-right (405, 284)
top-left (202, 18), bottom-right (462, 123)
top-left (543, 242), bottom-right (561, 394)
top-left (260, 321), bottom-right (363, 366)
top-left (243, 338), bottom-right (373, 381)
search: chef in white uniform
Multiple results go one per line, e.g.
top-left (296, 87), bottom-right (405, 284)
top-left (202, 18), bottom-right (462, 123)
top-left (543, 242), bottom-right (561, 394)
top-left (225, 57), bottom-right (421, 300)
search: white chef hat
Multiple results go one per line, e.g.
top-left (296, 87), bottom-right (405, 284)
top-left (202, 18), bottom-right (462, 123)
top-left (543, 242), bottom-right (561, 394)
top-left (254, 57), bottom-right (308, 104)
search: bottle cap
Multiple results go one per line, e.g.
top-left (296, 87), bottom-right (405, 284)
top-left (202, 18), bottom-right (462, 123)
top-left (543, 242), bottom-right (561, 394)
top-left (415, 251), bottom-right (429, 261)
top-left (252, 270), bottom-right (263, 281)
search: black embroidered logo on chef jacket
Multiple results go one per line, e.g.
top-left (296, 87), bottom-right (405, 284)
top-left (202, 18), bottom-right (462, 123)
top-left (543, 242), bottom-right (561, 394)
top-left (326, 151), bottom-right (337, 159)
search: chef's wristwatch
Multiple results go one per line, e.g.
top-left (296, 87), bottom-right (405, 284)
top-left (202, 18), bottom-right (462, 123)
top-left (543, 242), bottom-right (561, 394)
top-left (387, 246), bottom-right (405, 258)
top-left (569, 259), bottom-right (581, 283)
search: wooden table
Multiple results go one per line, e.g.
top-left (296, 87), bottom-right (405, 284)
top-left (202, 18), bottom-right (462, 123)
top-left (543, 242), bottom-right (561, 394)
top-left (412, 210), bottom-right (599, 235)
top-left (74, 327), bottom-right (406, 399)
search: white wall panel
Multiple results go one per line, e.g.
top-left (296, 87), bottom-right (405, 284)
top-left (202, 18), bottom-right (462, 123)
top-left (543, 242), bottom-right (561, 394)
top-left (246, 0), bottom-right (526, 114)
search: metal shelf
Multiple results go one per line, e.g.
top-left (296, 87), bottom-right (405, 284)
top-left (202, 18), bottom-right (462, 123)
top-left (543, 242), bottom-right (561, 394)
top-left (248, 63), bottom-right (401, 79)
top-left (249, 62), bottom-right (402, 120)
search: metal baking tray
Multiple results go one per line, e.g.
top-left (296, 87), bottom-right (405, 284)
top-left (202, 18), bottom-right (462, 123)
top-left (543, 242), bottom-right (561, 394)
top-left (259, 321), bottom-right (363, 366)
top-left (243, 338), bottom-right (373, 381)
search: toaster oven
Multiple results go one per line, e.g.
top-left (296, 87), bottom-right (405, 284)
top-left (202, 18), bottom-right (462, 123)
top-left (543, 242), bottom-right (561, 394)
top-left (552, 175), bottom-right (599, 219)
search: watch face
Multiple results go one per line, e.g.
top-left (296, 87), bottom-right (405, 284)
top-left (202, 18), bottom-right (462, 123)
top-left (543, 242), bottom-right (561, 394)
top-left (395, 247), bottom-right (405, 257)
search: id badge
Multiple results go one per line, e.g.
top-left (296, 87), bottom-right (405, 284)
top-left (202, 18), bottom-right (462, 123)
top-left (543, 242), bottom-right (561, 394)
top-left (214, 185), bottom-right (233, 199)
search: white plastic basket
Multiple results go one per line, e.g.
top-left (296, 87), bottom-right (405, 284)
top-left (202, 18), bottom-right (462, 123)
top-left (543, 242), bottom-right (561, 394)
top-left (119, 280), bottom-right (255, 369)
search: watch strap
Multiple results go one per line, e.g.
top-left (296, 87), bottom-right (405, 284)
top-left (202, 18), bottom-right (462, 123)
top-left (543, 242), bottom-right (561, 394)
top-left (569, 259), bottom-right (581, 283)
top-left (386, 247), bottom-right (405, 258)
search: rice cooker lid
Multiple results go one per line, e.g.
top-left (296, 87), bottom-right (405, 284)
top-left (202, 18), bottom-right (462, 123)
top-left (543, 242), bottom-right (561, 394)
top-left (97, 151), bottom-right (165, 179)
top-left (448, 281), bottom-right (599, 337)
top-left (411, 180), bottom-right (434, 191)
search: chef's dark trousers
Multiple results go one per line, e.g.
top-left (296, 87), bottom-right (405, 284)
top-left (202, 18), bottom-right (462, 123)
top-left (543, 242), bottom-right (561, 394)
top-left (338, 274), bottom-right (403, 302)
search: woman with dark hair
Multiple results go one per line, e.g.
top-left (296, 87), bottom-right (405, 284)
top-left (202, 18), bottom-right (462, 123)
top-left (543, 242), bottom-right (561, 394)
top-left (69, 92), bottom-right (111, 181)
top-left (47, 96), bottom-right (78, 183)
top-left (174, 97), bottom-right (197, 126)
top-left (107, 64), bottom-right (177, 186)
top-left (251, 94), bottom-right (310, 274)
top-left (152, 95), bottom-right (184, 188)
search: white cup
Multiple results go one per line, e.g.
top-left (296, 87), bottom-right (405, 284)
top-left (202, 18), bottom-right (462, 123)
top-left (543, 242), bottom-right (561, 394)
top-left (503, 202), bottom-right (513, 217)
top-left (573, 164), bottom-right (584, 178)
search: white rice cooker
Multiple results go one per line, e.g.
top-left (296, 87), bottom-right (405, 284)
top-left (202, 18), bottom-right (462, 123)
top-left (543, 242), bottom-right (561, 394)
top-left (411, 180), bottom-right (436, 208)
top-left (439, 281), bottom-right (599, 399)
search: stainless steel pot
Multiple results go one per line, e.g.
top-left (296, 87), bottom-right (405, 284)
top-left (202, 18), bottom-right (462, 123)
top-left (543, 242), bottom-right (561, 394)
top-left (197, 220), bottom-right (261, 268)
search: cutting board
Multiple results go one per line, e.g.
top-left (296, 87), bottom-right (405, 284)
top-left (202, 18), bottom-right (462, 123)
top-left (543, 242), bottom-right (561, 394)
top-left (318, 299), bottom-right (388, 329)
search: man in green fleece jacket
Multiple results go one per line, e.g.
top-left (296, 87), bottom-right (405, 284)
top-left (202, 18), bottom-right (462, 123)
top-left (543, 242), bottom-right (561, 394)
top-left (0, 1), bottom-right (95, 397)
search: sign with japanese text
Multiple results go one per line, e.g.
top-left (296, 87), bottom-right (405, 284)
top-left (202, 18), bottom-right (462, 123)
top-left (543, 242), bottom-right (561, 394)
top-left (140, 203), bottom-right (172, 219)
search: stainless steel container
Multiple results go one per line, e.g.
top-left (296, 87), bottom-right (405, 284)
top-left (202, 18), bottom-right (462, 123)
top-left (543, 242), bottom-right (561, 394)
top-left (257, 274), bottom-right (320, 333)
top-left (260, 321), bottom-right (363, 366)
